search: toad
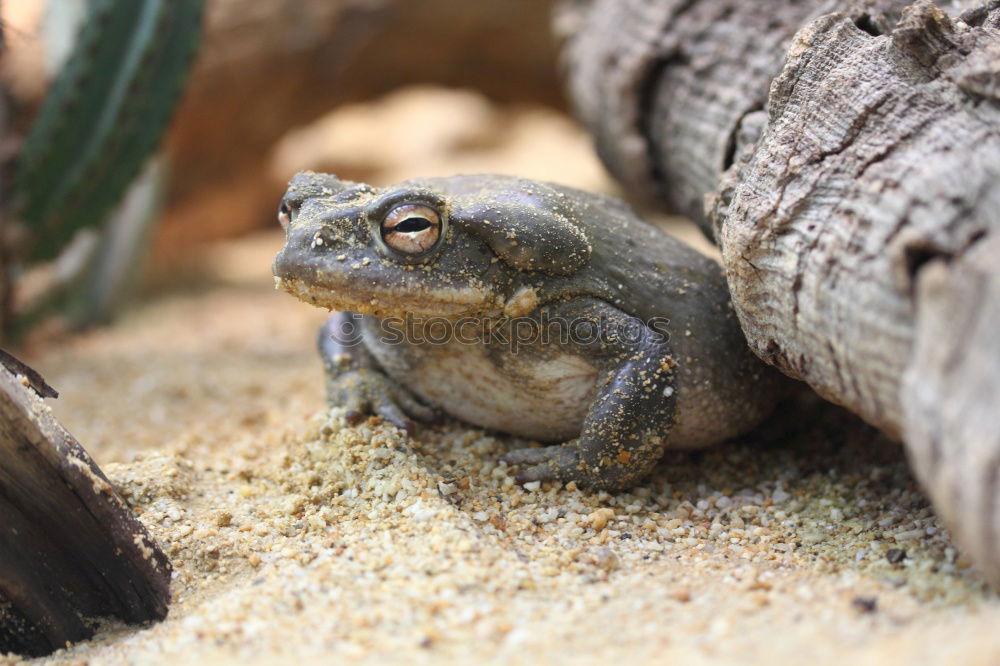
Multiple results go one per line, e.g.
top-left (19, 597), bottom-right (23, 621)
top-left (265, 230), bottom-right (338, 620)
top-left (273, 172), bottom-right (785, 490)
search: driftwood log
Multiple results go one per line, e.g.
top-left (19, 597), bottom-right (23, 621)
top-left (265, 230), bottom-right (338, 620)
top-left (561, 0), bottom-right (1000, 583)
top-left (157, 0), bottom-right (563, 250)
top-left (0, 355), bottom-right (172, 656)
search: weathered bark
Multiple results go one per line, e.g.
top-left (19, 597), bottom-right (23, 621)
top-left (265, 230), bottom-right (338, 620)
top-left (711, 2), bottom-right (999, 433)
top-left (560, 0), bottom-right (981, 230)
top-left (562, 0), bottom-right (1000, 582)
top-left (711, 2), bottom-right (1000, 580)
top-left (903, 235), bottom-right (1000, 587)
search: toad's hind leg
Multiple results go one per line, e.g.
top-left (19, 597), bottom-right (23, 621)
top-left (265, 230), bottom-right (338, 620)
top-left (500, 299), bottom-right (677, 490)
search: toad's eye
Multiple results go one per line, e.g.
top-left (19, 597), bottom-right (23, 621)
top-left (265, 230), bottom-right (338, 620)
top-left (278, 201), bottom-right (293, 230)
top-left (380, 203), bottom-right (442, 256)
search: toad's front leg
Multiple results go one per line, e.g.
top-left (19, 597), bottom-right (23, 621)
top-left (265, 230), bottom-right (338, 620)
top-left (500, 299), bottom-right (677, 491)
top-left (319, 312), bottom-right (438, 433)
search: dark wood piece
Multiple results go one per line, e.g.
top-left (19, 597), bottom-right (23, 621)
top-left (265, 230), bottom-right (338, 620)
top-left (0, 357), bottom-right (171, 657)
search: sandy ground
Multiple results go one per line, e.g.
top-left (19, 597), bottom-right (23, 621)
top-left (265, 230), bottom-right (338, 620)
top-left (5, 89), bottom-right (998, 664)
top-left (10, 231), bottom-right (998, 666)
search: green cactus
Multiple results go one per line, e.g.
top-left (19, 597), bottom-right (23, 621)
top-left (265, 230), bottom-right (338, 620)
top-left (12, 0), bottom-right (204, 263)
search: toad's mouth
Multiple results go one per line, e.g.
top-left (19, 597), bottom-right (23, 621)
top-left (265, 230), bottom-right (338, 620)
top-left (273, 274), bottom-right (504, 320)
top-left (272, 240), bottom-right (508, 319)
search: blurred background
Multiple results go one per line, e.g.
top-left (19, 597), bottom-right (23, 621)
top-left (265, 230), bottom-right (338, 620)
top-left (2, 0), bottom-right (713, 339)
top-left (0, 0), bottom-right (706, 462)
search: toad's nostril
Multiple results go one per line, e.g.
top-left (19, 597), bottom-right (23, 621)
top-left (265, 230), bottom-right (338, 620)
top-left (278, 201), bottom-right (292, 230)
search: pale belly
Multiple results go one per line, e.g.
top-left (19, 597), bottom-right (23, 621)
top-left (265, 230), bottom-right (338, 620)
top-left (365, 337), bottom-right (601, 442)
